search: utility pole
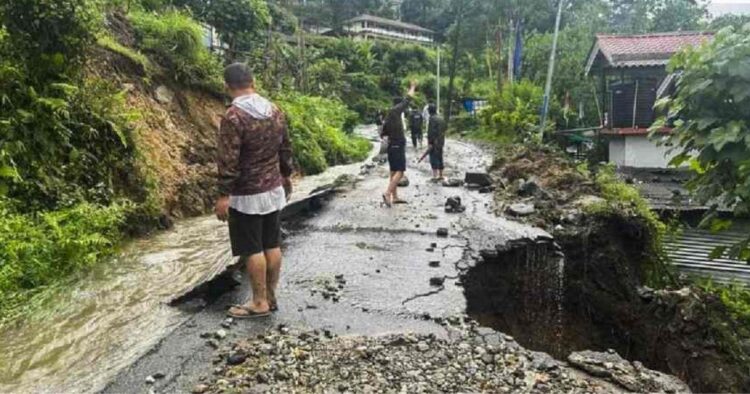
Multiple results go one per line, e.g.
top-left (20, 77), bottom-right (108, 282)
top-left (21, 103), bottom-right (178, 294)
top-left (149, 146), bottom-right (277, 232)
top-left (540, 0), bottom-right (565, 138)
top-left (437, 46), bottom-right (441, 114)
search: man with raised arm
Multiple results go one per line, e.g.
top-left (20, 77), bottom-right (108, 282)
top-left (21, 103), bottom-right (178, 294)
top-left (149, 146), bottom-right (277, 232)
top-left (380, 81), bottom-right (417, 207)
top-left (215, 63), bottom-right (293, 319)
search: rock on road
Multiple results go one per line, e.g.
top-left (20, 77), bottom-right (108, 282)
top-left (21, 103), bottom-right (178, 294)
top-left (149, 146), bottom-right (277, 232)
top-left (104, 136), bottom-right (685, 393)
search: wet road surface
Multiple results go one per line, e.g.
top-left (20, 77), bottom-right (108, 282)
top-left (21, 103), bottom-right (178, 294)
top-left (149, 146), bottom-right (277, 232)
top-left (104, 135), bottom-right (548, 393)
top-left (0, 127), bottom-right (389, 394)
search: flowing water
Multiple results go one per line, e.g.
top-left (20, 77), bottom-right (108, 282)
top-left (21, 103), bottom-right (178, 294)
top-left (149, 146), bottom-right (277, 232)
top-left (0, 126), bottom-right (379, 394)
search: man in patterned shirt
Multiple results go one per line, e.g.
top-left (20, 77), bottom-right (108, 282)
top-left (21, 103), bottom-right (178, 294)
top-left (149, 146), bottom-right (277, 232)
top-left (215, 63), bottom-right (294, 319)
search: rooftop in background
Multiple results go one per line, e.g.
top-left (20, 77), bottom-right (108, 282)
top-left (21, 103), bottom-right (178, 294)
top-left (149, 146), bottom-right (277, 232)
top-left (343, 14), bottom-right (435, 34)
top-left (333, 14), bottom-right (435, 45)
top-left (585, 31), bottom-right (714, 75)
top-left (708, 1), bottom-right (750, 16)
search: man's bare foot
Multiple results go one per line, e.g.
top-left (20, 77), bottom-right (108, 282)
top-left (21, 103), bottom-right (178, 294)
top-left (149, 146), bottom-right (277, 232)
top-left (382, 193), bottom-right (392, 208)
top-left (227, 302), bottom-right (270, 319)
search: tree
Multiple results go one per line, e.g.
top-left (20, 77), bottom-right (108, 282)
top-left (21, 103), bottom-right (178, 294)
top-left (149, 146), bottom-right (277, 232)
top-left (709, 13), bottom-right (750, 31)
top-left (1, 0), bottom-right (99, 81)
top-left (653, 25), bottom-right (750, 261)
top-left (173, 0), bottom-right (271, 56)
top-left (609, 0), bottom-right (707, 33)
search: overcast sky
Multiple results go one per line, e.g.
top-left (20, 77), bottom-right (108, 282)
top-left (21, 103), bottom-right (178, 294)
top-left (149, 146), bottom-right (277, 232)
top-left (708, 0), bottom-right (750, 16)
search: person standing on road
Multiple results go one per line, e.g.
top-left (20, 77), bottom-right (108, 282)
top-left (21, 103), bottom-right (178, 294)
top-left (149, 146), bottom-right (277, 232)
top-left (215, 63), bottom-right (294, 319)
top-left (409, 108), bottom-right (424, 149)
top-left (427, 103), bottom-right (446, 181)
top-left (380, 81), bottom-right (417, 207)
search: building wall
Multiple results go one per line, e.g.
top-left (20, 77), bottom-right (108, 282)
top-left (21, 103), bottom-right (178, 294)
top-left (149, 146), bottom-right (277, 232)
top-left (609, 134), bottom-right (680, 168)
top-left (608, 137), bottom-right (627, 166)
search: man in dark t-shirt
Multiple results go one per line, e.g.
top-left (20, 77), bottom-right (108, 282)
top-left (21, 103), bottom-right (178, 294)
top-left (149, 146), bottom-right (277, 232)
top-left (427, 103), bottom-right (446, 181)
top-left (380, 80), bottom-right (417, 207)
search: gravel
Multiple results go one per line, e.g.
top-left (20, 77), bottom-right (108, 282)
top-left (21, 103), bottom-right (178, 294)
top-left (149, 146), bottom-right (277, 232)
top-left (198, 325), bottom-right (644, 394)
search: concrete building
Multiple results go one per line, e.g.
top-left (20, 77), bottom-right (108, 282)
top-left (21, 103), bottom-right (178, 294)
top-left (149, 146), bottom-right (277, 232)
top-left (585, 31), bottom-right (713, 168)
top-left (336, 14), bottom-right (435, 45)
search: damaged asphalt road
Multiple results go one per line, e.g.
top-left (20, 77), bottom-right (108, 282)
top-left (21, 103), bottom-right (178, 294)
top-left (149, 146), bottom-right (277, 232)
top-left (103, 139), bottom-right (548, 393)
top-left (103, 139), bottom-right (684, 393)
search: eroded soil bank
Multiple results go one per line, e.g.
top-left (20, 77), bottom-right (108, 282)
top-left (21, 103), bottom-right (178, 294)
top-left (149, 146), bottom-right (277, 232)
top-left (463, 146), bottom-right (750, 393)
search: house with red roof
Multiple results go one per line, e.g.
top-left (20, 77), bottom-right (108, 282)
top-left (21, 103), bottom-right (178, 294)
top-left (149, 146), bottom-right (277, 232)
top-left (585, 31), bottom-right (713, 168)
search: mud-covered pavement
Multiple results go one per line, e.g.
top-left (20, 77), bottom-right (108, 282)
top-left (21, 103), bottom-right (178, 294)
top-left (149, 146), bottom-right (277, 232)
top-left (104, 136), bottom-right (686, 393)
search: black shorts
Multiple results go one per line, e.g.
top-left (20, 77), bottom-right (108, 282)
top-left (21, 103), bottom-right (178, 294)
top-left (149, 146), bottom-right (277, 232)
top-left (430, 148), bottom-right (444, 170)
top-left (387, 143), bottom-right (406, 172)
top-left (228, 208), bottom-right (281, 257)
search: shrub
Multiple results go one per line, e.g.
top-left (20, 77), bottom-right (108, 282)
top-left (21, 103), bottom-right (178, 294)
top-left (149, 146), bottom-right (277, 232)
top-left (585, 164), bottom-right (672, 286)
top-left (96, 33), bottom-right (155, 76)
top-left (0, 66), bottom-right (139, 210)
top-left (129, 10), bottom-right (223, 90)
top-left (342, 73), bottom-right (390, 122)
top-left (276, 94), bottom-right (370, 175)
top-left (1, 0), bottom-right (100, 81)
top-left (0, 200), bottom-right (130, 320)
top-left (308, 58), bottom-right (346, 98)
top-left (479, 80), bottom-right (550, 143)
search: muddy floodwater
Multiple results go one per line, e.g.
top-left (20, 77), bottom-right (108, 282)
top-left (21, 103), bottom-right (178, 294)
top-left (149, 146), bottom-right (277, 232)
top-left (0, 127), bottom-right (380, 394)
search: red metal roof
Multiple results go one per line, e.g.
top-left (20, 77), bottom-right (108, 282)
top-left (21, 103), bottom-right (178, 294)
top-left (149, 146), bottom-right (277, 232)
top-left (585, 31), bottom-right (713, 74)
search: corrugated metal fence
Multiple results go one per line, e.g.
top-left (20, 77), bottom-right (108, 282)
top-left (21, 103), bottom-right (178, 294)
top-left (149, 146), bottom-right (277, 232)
top-left (664, 228), bottom-right (750, 285)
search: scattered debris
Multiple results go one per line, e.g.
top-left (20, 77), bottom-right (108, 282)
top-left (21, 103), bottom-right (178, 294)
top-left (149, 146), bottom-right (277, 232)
top-left (200, 327), bottom-right (681, 393)
top-left (436, 228), bottom-right (449, 237)
top-left (445, 196), bottom-right (466, 213)
top-left (442, 178), bottom-right (464, 187)
top-left (568, 350), bottom-right (690, 393)
top-left (465, 172), bottom-right (493, 187)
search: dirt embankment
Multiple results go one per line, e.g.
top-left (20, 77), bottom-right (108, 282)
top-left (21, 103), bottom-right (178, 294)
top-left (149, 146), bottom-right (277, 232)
top-left (92, 14), bottom-right (226, 224)
top-left (467, 145), bottom-right (750, 393)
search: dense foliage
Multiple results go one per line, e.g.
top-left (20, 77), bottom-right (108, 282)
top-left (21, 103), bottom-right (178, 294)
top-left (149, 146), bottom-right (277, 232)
top-left (277, 94), bottom-right (369, 175)
top-left (654, 25), bottom-right (750, 261)
top-left (129, 10), bottom-right (224, 90)
top-left (0, 201), bottom-right (129, 320)
top-left (172, 0), bottom-right (271, 55)
top-left (478, 80), bottom-right (554, 142)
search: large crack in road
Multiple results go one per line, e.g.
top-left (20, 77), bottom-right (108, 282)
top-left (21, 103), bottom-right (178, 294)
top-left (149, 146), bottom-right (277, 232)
top-left (103, 137), bottom-right (554, 393)
top-left (103, 137), bottom-right (687, 393)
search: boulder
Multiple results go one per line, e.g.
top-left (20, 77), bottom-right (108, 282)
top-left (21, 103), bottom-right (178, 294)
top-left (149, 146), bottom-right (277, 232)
top-left (506, 203), bottom-right (535, 217)
top-left (398, 176), bottom-right (410, 187)
top-left (568, 350), bottom-right (690, 393)
top-left (464, 172), bottom-right (493, 187)
top-left (154, 85), bottom-right (174, 104)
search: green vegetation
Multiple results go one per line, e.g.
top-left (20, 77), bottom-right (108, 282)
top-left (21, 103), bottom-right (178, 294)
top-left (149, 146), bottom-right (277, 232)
top-left (0, 201), bottom-right (130, 321)
top-left (129, 10), bottom-right (224, 91)
top-left (586, 165), bottom-right (673, 286)
top-left (96, 33), bottom-right (155, 76)
top-left (477, 80), bottom-right (552, 143)
top-left (277, 94), bottom-right (370, 175)
top-left (654, 24), bottom-right (750, 262)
